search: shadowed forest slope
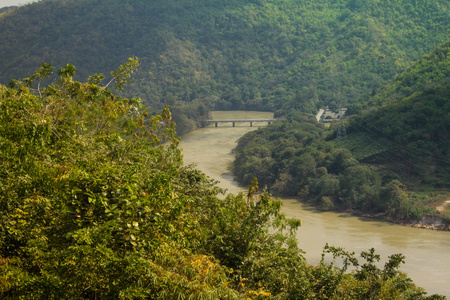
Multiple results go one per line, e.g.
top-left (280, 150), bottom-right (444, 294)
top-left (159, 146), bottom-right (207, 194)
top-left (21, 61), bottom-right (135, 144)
top-left (234, 40), bottom-right (450, 224)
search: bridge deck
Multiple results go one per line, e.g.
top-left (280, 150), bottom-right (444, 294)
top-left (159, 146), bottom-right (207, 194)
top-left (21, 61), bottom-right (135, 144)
top-left (206, 119), bottom-right (276, 127)
top-left (206, 119), bottom-right (275, 122)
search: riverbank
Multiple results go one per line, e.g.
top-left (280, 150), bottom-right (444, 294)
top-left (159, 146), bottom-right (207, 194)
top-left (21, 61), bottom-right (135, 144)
top-left (353, 210), bottom-right (450, 231)
top-left (263, 190), bottom-right (450, 232)
top-left (312, 204), bottom-right (450, 231)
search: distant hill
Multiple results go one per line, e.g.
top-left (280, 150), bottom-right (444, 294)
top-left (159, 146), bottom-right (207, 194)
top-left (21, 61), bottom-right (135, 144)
top-left (346, 39), bottom-right (450, 114)
top-left (0, 0), bottom-right (449, 114)
top-left (370, 40), bottom-right (450, 105)
top-left (0, 6), bottom-right (17, 14)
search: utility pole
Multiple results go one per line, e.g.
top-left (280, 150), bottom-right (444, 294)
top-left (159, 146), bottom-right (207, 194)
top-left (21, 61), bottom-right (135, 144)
top-left (336, 108), bottom-right (347, 139)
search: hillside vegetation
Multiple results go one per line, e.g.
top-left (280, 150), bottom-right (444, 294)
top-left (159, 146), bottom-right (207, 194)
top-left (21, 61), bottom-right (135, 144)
top-left (0, 6), bottom-right (17, 14)
top-left (0, 0), bottom-right (449, 130)
top-left (350, 39), bottom-right (450, 112)
top-left (1, 0), bottom-right (449, 296)
top-left (234, 40), bottom-right (450, 226)
top-left (2, 63), bottom-right (445, 299)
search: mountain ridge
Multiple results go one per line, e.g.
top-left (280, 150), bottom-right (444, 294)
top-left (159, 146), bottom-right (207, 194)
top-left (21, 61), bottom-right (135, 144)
top-left (1, 0), bottom-right (449, 114)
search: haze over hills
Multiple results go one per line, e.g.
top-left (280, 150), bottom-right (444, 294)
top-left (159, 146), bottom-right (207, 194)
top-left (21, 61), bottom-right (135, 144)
top-left (0, 0), bottom-right (449, 116)
top-left (0, 0), bottom-right (38, 9)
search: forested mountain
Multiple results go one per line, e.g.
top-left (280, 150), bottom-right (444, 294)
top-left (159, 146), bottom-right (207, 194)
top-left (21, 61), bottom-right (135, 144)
top-left (349, 39), bottom-right (450, 113)
top-left (233, 40), bottom-right (450, 225)
top-left (2, 62), bottom-right (443, 299)
top-left (0, 6), bottom-right (17, 14)
top-left (346, 41), bottom-right (450, 180)
top-left (0, 0), bottom-right (449, 129)
top-left (1, 1), bottom-right (449, 296)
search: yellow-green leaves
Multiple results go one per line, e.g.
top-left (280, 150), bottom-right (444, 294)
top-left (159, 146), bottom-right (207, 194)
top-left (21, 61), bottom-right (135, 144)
top-left (106, 57), bottom-right (140, 92)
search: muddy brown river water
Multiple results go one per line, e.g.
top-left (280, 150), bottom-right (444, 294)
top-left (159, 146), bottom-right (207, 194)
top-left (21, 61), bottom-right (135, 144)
top-left (180, 111), bottom-right (450, 297)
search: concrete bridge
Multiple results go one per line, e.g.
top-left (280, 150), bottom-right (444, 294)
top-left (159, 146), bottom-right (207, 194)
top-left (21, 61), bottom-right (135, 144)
top-left (206, 119), bottom-right (276, 127)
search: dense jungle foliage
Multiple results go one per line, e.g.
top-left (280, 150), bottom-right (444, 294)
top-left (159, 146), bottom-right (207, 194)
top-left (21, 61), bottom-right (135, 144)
top-left (2, 63), bottom-right (445, 299)
top-left (349, 39), bottom-right (450, 113)
top-left (234, 41), bottom-right (450, 225)
top-left (0, 0), bottom-right (449, 133)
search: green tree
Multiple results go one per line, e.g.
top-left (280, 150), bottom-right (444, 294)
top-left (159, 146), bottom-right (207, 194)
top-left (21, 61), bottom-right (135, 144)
top-left (385, 180), bottom-right (410, 220)
top-left (0, 62), bottom-right (238, 299)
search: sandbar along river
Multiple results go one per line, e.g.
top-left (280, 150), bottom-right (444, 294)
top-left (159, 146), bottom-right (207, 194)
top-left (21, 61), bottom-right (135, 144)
top-left (179, 111), bottom-right (450, 297)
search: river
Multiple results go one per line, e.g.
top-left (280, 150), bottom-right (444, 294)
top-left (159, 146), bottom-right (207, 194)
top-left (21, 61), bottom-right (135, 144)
top-left (179, 111), bottom-right (450, 297)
